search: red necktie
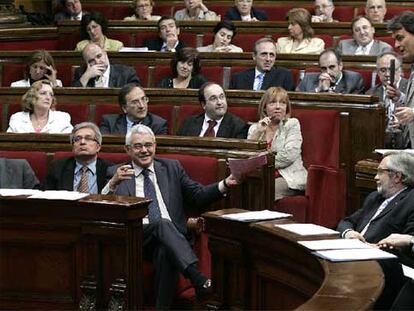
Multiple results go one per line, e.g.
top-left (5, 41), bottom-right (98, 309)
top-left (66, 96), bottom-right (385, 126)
top-left (203, 120), bottom-right (217, 137)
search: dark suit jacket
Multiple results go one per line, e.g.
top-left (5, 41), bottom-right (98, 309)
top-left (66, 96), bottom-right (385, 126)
top-left (44, 157), bottom-right (111, 192)
top-left (100, 113), bottom-right (168, 135)
top-left (157, 74), bottom-right (208, 89)
top-left (365, 78), bottom-right (408, 100)
top-left (54, 11), bottom-right (88, 22)
top-left (297, 70), bottom-right (365, 94)
top-left (72, 64), bottom-right (140, 87)
top-left (224, 6), bottom-right (268, 21)
top-left (230, 66), bottom-right (295, 91)
top-left (337, 188), bottom-right (414, 243)
top-left (143, 38), bottom-right (185, 52)
top-left (177, 112), bottom-right (248, 138)
top-left (0, 158), bottom-right (40, 189)
top-left (108, 158), bottom-right (223, 236)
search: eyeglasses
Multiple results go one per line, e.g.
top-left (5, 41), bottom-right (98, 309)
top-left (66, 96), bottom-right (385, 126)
top-left (130, 142), bottom-right (154, 150)
top-left (127, 96), bottom-right (149, 107)
top-left (73, 135), bottom-right (98, 144)
top-left (376, 168), bottom-right (394, 175)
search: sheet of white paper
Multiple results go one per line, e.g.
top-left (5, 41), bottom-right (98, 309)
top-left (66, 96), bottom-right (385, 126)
top-left (298, 238), bottom-right (372, 250)
top-left (402, 264), bottom-right (414, 280)
top-left (221, 210), bottom-right (292, 222)
top-left (374, 149), bottom-right (414, 155)
top-left (275, 223), bottom-right (338, 236)
top-left (119, 47), bottom-right (149, 52)
top-left (314, 248), bottom-right (396, 262)
top-left (29, 191), bottom-right (89, 201)
top-left (0, 189), bottom-right (42, 196)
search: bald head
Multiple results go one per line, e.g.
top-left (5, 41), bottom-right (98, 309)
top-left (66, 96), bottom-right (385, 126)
top-left (81, 43), bottom-right (109, 70)
top-left (365, 0), bottom-right (387, 23)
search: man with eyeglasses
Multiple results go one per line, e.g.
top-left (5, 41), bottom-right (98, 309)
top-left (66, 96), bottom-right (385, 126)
top-left (44, 122), bottom-right (111, 193)
top-left (224, 0), bottom-right (267, 21)
top-left (312, 0), bottom-right (336, 23)
top-left (102, 124), bottom-right (240, 309)
top-left (100, 84), bottom-right (168, 135)
top-left (178, 82), bottom-right (248, 138)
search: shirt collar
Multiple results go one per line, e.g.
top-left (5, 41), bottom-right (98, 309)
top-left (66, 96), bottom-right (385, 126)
top-left (75, 159), bottom-right (97, 175)
top-left (132, 161), bottom-right (155, 177)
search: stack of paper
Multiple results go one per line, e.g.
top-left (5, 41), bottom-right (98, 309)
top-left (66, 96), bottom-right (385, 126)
top-left (221, 210), bottom-right (292, 222)
top-left (0, 189), bottom-right (42, 196)
top-left (274, 223), bottom-right (339, 236)
top-left (29, 191), bottom-right (89, 201)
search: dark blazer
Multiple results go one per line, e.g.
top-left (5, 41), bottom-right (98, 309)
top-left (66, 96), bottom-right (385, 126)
top-left (0, 158), bottom-right (40, 189)
top-left (44, 157), bottom-right (111, 192)
top-left (337, 188), bottom-right (414, 243)
top-left (157, 74), bottom-right (208, 89)
top-left (365, 77), bottom-right (408, 100)
top-left (230, 66), bottom-right (295, 91)
top-left (54, 11), bottom-right (88, 22)
top-left (143, 38), bottom-right (185, 52)
top-left (100, 113), bottom-right (168, 135)
top-left (72, 64), bottom-right (140, 87)
top-left (108, 158), bottom-right (223, 236)
top-left (297, 70), bottom-right (365, 94)
top-left (224, 6), bottom-right (268, 21)
top-left (178, 112), bottom-right (248, 138)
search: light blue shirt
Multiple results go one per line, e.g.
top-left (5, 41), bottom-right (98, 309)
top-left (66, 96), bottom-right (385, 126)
top-left (74, 160), bottom-right (98, 194)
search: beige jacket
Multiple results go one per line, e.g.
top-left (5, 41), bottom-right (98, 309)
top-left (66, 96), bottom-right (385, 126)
top-left (276, 37), bottom-right (325, 55)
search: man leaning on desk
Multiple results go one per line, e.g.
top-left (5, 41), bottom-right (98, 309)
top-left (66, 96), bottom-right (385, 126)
top-left (102, 124), bottom-right (240, 309)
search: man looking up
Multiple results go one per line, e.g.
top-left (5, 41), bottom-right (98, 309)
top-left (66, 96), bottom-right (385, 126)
top-left (178, 82), bottom-right (248, 138)
top-left (72, 43), bottom-right (140, 87)
top-left (102, 124), bottom-right (240, 309)
top-left (312, 0), bottom-right (336, 23)
top-left (144, 16), bottom-right (185, 52)
top-left (365, 0), bottom-right (387, 24)
top-left (100, 84), bottom-right (168, 135)
top-left (230, 37), bottom-right (294, 91)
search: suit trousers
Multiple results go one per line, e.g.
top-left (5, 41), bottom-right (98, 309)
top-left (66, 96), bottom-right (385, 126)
top-left (144, 218), bottom-right (198, 309)
top-left (391, 279), bottom-right (414, 310)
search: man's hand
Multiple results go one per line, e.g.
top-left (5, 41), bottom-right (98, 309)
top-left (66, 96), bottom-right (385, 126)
top-left (385, 83), bottom-right (402, 102)
top-left (395, 106), bottom-right (414, 125)
top-left (344, 230), bottom-right (366, 242)
top-left (317, 72), bottom-right (333, 92)
top-left (109, 164), bottom-right (135, 190)
top-left (80, 63), bottom-right (106, 86)
top-left (377, 233), bottom-right (412, 249)
top-left (224, 174), bottom-right (242, 188)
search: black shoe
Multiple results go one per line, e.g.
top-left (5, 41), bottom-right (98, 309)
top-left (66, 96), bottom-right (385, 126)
top-left (196, 279), bottom-right (212, 302)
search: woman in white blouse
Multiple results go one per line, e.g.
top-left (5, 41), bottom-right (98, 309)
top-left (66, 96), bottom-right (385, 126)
top-left (197, 21), bottom-right (243, 53)
top-left (7, 80), bottom-right (73, 134)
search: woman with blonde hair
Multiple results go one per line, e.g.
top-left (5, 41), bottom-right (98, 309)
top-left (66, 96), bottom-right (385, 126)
top-left (248, 87), bottom-right (307, 200)
top-left (7, 80), bottom-right (73, 133)
top-left (277, 8), bottom-right (325, 54)
top-left (124, 0), bottom-right (161, 21)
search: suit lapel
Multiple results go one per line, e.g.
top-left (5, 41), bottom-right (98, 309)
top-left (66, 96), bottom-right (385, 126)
top-left (108, 65), bottom-right (116, 87)
top-left (96, 158), bottom-right (107, 192)
top-left (115, 115), bottom-right (128, 134)
top-left (216, 114), bottom-right (230, 137)
top-left (154, 160), bottom-right (170, 208)
top-left (245, 69), bottom-right (255, 90)
top-left (63, 159), bottom-right (76, 190)
top-left (370, 188), bottom-right (410, 222)
top-left (192, 114), bottom-right (205, 136)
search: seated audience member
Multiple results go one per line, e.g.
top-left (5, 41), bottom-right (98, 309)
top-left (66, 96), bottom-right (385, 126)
top-left (248, 87), bottom-right (307, 200)
top-left (337, 16), bottom-right (392, 56)
top-left (124, 0), bottom-right (161, 21)
top-left (144, 16), bottom-right (185, 52)
top-left (157, 48), bottom-right (207, 89)
top-left (72, 43), bottom-right (140, 87)
top-left (365, 0), bottom-right (387, 24)
top-left (54, 0), bottom-right (86, 22)
top-left (102, 124), bottom-right (240, 309)
top-left (44, 122), bottom-right (111, 193)
top-left (7, 80), bottom-right (73, 133)
top-left (75, 12), bottom-right (123, 52)
top-left (11, 50), bottom-right (63, 87)
top-left (178, 82), bottom-right (248, 138)
top-left (312, 0), bottom-right (336, 23)
top-left (174, 0), bottom-right (219, 21)
top-left (297, 49), bottom-right (365, 93)
top-left (100, 84), bottom-right (167, 135)
top-left (197, 20), bottom-right (243, 52)
top-left (277, 8), bottom-right (325, 55)
top-left (366, 52), bottom-right (408, 148)
top-left (224, 0), bottom-right (267, 21)
top-left (0, 158), bottom-right (40, 189)
top-left (230, 37), bottom-right (294, 91)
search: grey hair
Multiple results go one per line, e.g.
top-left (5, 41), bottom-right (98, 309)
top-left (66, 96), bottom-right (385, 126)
top-left (125, 124), bottom-right (155, 145)
top-left (376, 51), bottom-right (403, 69)
top-left (70, 122), bottom-right (102, 145)
top-left (384, 151), bottom-right (414, 187)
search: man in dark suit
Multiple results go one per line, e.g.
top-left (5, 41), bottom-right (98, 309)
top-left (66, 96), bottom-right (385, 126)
top-left (0, 158), bottom-right (40, 189)
top-left (72, 43), bottom-right (140, 87)
top-left (143, 16), bottom-right (185, 52)
top-left (54, 0), bottom-right (87, 22)
top-left (100, 84), bottom-right (168, 135)
top-left (297, 48), bottom-right (365, 94)
top-left (178, 82), bottom-right (248, 138)
top-left (224, 0), bottom-right (267, 21)
top-left (230, 37), bottom-right (294, 91)
top-left (102, 124), bottom-right (239, 309)
top-left (44, 122), bottom-right (111, 193)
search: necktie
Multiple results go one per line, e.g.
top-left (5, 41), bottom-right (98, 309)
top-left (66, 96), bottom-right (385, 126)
top-left (204, 120), bottom-right (217, 137)
top-left (77, 166), bottom-right (89, 193)
top-left (142, 168), bottom-right (161, 222)
top-left (256, 73), bottom-right (265, 91)
top-left (95, 76), bottom-right (104, 87)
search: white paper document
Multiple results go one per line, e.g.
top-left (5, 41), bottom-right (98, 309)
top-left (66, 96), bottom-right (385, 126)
top-left (119, 47), bottom-right (149, 52)
top-left (374, 149), bottom-right (414, 155)
top-left (314, 248), bottom-right (397, 262)
top-left (0, 189), bottom-right (42, 196)
top-left (29, 191), bottom-right (89, 201)
top-left (402, 264), bottom-right (414, 280)
top-left (274, 223), bottom-right (339, 236)
top-left (298, 238), bottom-right (372, 251)
top-left (221, 210), bottom-right (292, 222)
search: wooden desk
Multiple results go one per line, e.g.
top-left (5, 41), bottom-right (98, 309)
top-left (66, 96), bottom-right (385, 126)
top-left (0, 194), bottom-right (149, 309)
top-left (203, 209), bottom-right (384, 310)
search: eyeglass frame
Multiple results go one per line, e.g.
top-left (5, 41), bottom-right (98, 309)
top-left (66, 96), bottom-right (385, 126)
top-left (72, 135), bottom-right (99, 144)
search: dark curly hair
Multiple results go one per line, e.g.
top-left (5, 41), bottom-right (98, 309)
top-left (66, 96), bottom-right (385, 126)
top-left (170, 47), bottom-right (201, 78)
top-left (80, 11), bottom-right (108, 40)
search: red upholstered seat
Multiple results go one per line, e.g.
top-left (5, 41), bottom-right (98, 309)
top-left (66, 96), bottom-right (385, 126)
top-left (232, 34), bottom-right (264, 52)
top-left (107, 31), bottom-right (135, 47)
top-left (228, 107), bottom-right (258, 123)
top-left (180, 33), bottom-right (198, 49)
top-left (316, 34), bottom-right (333, 48)
top-left (0, 150), bottom-right (48, 183)
top-left (263, 5), bottom-right (312, 20)
top-left (57, 33), bottom-right (81, 50)
top-left (0, 40), bottom-right (58, 51)
top-left (57, 103), bottom-right (89, 126)
top-left (134, 32), bottom-right (159, 48)
top-left (56, 64), bottom-right (74, 87)
top-left (152, 65), bottom-right (171, 87)
top-left (176, 105), bottom-right (203, 133)
top-left (201, 66), bottom-right (224, 85)
top-left (332, 6), bottom-right (356, 22)
top-left (134, 64), bottom-right (149, 87)
top-left (2, 63), bottom-right (26, 87)
top-left (94, 103), bottom-right (120, 126)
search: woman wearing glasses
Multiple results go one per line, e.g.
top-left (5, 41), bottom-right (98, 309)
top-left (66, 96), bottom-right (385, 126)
top-left (124, 0), bottom-right (161, 21)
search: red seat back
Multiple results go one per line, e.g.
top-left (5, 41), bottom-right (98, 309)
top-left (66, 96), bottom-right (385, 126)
top-left (201, 66), bottom-right (224, 85)
top-left (227, 107), bottom-right (258, 123)
top-left (57, 102), bottom-right (90, 126)
top-left (152, 65), bottom-right (171, 87)
top-left (134, 64), bottom-right (149, 87)
top-left (176, 105), bottom-right (203, 132)
top-left (2, 64), bottom-right (26, 87)
top-left (0, 150), bottom-right (48, 182)
top-left (316, 34), bottom-right (333, 48)
top-left (333, 6), bottom-right (356, 22)
top-left (0, 39), bottom-right (58, 51)
top-left (149, 104), bottom-right (174, 134)
top-left (94, 103), bottom-right (121, 126)
top-left (232, 34), bottom-right (264, 52)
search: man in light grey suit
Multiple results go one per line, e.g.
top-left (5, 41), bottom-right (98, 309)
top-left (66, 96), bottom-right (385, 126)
top-left (388, 11), bottom-right (414, 148)
top-left (297, 48), bottom-right (365, 94)
top-left (337, 15), bottom-right (392, 56)
top-left (0, 158), bottom-right (40, 189)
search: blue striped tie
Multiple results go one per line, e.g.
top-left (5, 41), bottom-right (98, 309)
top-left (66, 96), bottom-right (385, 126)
top-left (256, 72), bottom-right (265, 91)
top-left (142, 168), bottom-right (161, 222)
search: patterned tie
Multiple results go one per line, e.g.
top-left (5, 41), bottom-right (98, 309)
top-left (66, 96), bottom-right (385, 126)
top-left (77, 166), bottom-right (89, 193)
top-left (203, 120), bottom-right (217, 137)
top-left (142, 168), bottom-right (161, 222)
top-left (256, 72), bottom-right (265, 91)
